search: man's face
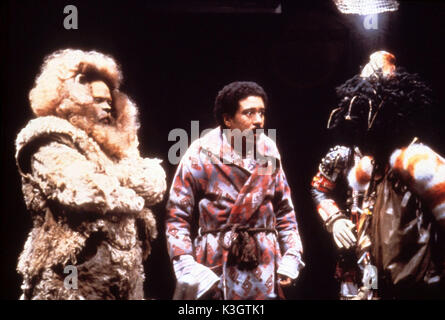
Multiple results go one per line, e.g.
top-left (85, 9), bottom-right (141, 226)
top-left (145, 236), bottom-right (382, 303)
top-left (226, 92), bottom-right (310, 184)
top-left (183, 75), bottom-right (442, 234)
top-left (224, 95), bottom-right (265, 133)
top-left (89, 80), bottom-right (113, 124)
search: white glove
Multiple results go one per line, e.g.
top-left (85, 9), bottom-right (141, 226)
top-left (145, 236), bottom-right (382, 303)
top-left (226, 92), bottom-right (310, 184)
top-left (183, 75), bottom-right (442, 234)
top-left (332, 218), bottom-right (356, 249)
top-left (172, 255), bottom-right (220, 299)
top-left (277, 253), bottom-right (305, 280)
top-left (173, 273), bottom-right (199, 300)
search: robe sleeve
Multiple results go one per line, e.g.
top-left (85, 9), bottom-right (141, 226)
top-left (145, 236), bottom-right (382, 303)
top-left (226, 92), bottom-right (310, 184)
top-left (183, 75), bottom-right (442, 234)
top-left (165, 151), bottom-right (219, 297)
top-left (165, 151), bottom-right (203, 259)
top-left (274, 168), bottom-right (305, 279)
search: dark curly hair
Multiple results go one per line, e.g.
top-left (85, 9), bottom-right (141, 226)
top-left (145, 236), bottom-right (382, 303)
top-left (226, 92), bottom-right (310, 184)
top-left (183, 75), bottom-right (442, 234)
top-left (213, 81), bottom-right (268, 127)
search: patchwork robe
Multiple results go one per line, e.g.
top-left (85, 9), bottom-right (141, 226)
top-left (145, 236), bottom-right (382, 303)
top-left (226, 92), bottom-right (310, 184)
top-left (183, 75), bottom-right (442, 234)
top-left (166, 127), bottom-right (304, 299)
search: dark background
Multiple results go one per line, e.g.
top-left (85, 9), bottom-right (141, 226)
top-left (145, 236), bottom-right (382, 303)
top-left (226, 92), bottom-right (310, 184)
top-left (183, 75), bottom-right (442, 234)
top-left (1, 0), bottom-right (445, 300)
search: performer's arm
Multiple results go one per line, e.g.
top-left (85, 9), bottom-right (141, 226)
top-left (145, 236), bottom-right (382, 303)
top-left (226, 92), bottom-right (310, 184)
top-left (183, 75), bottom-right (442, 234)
top-left (165, 158), bottom-right (197, 259)
top-left (274, 168), bottom-right (305, 281)
top-left (311, 146), bottom-right (348, 228)
top-left (390, 143), bottom-right (445, 229)
top-left (113, 156), bottom-right (167, 206)
top-left (29, 142), bottom-right (145, 214)
top-left (311, 175), bottom-right (345, 230)
top-left (165, 152), bottom-right (219, 299)
top-left (311, 146), bottom-right (357, 249)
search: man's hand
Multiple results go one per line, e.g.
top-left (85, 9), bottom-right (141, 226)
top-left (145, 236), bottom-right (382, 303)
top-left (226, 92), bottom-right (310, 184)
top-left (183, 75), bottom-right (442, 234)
top-left (332, 218), bottom-right (356, 249)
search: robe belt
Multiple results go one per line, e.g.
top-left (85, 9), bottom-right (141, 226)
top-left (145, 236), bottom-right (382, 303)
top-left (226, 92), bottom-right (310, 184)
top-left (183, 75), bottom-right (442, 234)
top-left (199, 224), bottom-right (277, 238)
top-left (200, 224), bottom-right (277, 271)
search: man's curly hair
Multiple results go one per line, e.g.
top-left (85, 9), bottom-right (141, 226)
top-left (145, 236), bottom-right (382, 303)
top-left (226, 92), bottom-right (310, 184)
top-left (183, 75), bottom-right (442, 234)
top-left (28, 49), bottom-right (141, 159)
top-left (214, 81), bottom-right (268, 127)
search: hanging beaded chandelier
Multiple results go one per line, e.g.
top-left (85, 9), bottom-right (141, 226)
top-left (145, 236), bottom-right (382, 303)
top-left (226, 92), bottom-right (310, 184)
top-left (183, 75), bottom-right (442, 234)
top-left (333, 0), bottom-right (399, 15)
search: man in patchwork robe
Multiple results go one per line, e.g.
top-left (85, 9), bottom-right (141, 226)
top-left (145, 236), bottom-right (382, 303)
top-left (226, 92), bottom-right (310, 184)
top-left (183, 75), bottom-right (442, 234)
top-left (166, 81), bottom-right (304, 300)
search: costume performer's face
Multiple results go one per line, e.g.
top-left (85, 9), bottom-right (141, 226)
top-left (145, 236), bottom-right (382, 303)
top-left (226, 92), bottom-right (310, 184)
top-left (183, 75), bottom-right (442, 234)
top-left (224, 95), bottom-right (265, 134)
top-left (89, 80), bottom-right (114, 125)
top-left (59, 76), bottom-right (134, 159)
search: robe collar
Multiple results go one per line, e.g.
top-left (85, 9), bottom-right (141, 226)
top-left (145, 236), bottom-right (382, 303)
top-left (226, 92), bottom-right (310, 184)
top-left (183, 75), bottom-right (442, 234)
top-left (197, 126), bottom-right (281, 173)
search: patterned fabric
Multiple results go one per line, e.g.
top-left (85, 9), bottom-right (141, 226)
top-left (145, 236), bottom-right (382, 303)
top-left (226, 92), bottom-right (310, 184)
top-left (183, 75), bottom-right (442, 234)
top-left (318, 145), bottom-right (351, 182)
top-left (166, 127), bottom-right (304, 299)
top-left (312, 172), bottom-right (336, 193)
top-left (311, 145), bottom-right (357, 224)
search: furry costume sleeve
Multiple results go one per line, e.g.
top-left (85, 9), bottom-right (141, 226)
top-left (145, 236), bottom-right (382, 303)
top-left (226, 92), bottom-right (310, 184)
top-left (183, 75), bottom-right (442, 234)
top-left (390, 143), bottom-right (445, 229)
top-left (31, 141), bottom-right (145, 213)
top-left (113, 157), bottom-right (167, 206)
top-left (347, 156), bottom-right (373, 192)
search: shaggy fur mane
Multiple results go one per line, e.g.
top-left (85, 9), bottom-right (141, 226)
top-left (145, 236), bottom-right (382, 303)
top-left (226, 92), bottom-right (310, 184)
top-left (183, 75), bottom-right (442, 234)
top-left (29, 49), bottom-right (140, 159)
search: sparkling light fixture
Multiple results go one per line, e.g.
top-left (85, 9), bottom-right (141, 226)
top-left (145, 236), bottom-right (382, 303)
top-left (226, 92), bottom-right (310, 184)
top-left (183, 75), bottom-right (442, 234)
top-left (333, 0), bottom-right (399, 15)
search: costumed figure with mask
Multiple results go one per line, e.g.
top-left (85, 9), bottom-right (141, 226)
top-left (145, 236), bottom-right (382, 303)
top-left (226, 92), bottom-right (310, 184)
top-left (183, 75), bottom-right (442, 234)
top-left (325, 50), bottom-right (444, 299)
